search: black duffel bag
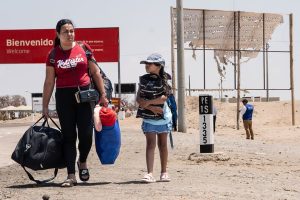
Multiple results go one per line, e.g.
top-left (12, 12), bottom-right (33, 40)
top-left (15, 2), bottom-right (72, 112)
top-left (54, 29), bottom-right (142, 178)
top-left (11, 116), bottom-right (66, 184)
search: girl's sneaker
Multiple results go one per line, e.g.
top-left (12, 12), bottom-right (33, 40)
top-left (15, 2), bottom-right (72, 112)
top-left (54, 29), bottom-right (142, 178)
top-left (160, 172), bottom-right (171, 182)
top-left (141, 173), bottom-right (156, 183)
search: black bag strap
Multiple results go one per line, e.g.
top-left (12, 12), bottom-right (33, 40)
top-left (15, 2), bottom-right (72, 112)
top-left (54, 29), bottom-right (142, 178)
top-left (32, 116), bottom-right (45, 126)
top-left (77, 41), bottom-right (108, 78)
top-left (75, 42), bottom-right (97, 94)
top-left (169, 132), bottom-right (174, 149)
top-left (32, 116), bottom-right (59, 129)
top-left (47, 116), bottom-right (61, 131)
top-left (22, 166), bottom-right (58, 184)
top-left (35, 115), bottom-right (61, 132)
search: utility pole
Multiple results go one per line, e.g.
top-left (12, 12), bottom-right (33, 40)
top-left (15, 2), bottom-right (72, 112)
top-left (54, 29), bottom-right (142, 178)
top-left (176, 0), bottom-right (187, 132)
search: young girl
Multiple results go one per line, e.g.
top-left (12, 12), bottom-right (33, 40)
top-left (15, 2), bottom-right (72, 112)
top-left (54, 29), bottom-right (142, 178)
top-left (136, 53), bottom-right (172, 183)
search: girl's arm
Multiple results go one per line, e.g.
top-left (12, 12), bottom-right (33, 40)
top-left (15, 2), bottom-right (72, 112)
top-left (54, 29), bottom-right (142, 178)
top-left (137, 88), bottom-right (167, 108)
top-left (136, 88), bottom-right (165, 114)
top-left (93, 105), bottom-right (102, 132)
top-left (146, 105), bottom-right (164, 115)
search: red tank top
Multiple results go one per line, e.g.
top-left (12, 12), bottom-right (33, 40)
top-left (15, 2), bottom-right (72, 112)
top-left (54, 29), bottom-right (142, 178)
top-left (46, 42), bottom-right (92, 88)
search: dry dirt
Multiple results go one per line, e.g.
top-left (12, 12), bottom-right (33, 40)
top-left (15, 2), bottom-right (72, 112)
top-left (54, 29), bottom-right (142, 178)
top-left (0, 98), bottom-right (299, 200)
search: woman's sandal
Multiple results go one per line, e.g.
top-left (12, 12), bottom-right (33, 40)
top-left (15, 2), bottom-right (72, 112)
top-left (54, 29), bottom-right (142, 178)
top-left (141, 173), bottom-right (156, 183)
top-left (61, 178), bottom-right (77, 187)
top-left (77, 162), bottom-right (90, 182)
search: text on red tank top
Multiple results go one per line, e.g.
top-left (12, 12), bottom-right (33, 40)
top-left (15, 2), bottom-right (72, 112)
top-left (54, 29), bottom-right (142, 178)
top-left (46, 44), bottom-right (91, 88)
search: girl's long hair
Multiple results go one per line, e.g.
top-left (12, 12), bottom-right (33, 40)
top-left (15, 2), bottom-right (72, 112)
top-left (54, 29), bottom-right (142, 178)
top-left (158, 66), bottom-right (171, 96)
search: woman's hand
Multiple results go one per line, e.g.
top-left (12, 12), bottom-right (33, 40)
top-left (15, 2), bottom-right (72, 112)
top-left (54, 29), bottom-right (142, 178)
top-left (43, 107), bottom-right (49, 118)
top-left (99, 94), bottom-right (109, 107)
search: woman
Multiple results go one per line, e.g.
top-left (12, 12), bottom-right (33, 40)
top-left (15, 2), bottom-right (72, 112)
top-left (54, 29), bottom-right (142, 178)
top-left (42, 19), bottom-right (108, 187)
top-left (136, 53), bottom-right (172, 183)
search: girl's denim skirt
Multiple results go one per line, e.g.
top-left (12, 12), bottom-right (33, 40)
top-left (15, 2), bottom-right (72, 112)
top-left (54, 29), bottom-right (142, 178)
top-left (142, 121), bottom-right (172, 134)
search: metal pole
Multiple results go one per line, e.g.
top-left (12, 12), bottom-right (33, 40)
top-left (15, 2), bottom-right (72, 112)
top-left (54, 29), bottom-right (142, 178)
top-left (180, 47), bottom-right (289, 53)
top-left (31, 93), bottom-right (34, 122)
top-left (236, 11), bottom-right (241, 130)
top-left (189, 75), bottom-right (191, 96)
top-left (220, 77), bottom-right (223, 100)
top-left (118, 29), bottom-right (121, 98)
top-left (176, 0), bottom-right (187, 132)
top-left (266, 43), bottom-right (270, 101)
top-left (289, 14), bottom-right (295, 125)
top-left (203, 10), bottom-right (206, 89)
top-left (170, 7), bottom-right (176, 97)
top-left (218, 81), bottom-right (221, 99)
top-left (263, 13), bottom-right (266, 90)
top-left (233, 12), bottom-right (237, 89)
top-left (31, 93), bottom-right (33, 113)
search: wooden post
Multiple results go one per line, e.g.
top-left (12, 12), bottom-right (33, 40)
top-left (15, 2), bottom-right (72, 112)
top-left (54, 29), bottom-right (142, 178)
top-left (289, 14), bottom-right (295, 125)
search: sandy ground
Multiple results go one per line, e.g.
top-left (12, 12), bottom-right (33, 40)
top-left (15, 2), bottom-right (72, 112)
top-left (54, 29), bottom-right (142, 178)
top-left (0, 99), bottom-right (300, 200)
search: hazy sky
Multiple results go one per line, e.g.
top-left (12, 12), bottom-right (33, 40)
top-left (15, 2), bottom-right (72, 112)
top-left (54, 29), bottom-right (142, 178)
top-left (0, 0), bottom-right (299, 105)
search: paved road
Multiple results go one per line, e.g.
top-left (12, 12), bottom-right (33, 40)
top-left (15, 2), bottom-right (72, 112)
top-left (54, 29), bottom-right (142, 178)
top-left (0, 125), bottom-right (29, 167)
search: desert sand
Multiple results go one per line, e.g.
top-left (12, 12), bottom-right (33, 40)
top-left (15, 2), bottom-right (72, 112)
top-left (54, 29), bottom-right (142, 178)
top-left (0, 98), bottom-right (299, 200)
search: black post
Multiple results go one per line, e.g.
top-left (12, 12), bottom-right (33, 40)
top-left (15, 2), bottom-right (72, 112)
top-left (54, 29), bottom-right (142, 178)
top-left (199, 95), bottom-right (214, 153)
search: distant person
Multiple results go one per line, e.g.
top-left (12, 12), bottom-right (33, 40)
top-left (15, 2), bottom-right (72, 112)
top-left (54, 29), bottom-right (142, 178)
top-left (136, 53), bottom-right (172, 183)
top-left (240, 99), bottom-right (254, 140)
top-left (213, 105), bottom-right (217, 132)
top-left (42, 19), bottom-right (108, 187)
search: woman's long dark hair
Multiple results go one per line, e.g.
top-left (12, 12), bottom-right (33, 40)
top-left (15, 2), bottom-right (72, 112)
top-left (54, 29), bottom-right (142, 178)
top-left (54, 19), bottom-right (74, 47)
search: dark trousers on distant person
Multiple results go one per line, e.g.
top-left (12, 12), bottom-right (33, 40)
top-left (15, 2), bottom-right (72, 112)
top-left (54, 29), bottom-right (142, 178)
top-left (213, 115), bottom-right (216, 132)
top-left (55, 86), bottom-right (93, 174)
